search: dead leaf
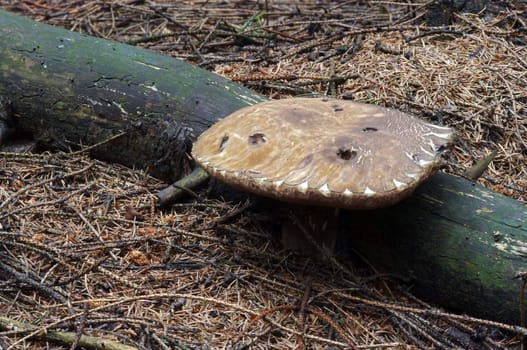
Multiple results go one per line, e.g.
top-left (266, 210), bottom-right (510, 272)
top-left (124, 206), bottom-right (143, 220)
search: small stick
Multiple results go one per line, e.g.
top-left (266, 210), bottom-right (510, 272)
top-left (406, 29), bottom-right (464, 42)
top-left (0, 260), bottom-right (67, 303)
top-left (463, 149), bottom-right (498, 180)
top-left (156, 168), bottom-right (209, 206)
top-left (69, 131), bottom-right (127, 155)
top-left (0, 314), bottom-right (138, 350)
top-left (297, 279), bottom-right (312, 349)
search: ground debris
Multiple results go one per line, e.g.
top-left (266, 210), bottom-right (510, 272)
top-left (0, 151), bottom-right (520, 349)
top-left (0, 1), bottom-right (526, 348)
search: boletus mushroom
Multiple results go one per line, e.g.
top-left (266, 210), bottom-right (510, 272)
top-left (192, 97), bottom-right (453, 255)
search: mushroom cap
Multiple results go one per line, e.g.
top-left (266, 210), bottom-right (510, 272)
top-left (192, 97), bottom-right (453, 209)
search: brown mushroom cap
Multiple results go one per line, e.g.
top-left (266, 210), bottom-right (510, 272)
top-left (192, 97), bottom-right (453, 209)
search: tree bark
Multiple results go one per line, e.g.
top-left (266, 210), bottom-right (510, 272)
top-left (1, 10), bottom-right (526, 326)
top-left (0, 10), bottom-right (265, 181)
top-left (346, 172), bottom-right (527, 325)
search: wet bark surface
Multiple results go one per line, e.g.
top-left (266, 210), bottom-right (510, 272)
top-left (0, 10), bottom-right (265, 181)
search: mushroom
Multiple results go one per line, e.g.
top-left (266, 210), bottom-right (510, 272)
top-left (192, 97), bottom-right (453, 254)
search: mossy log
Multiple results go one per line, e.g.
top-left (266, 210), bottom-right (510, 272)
top-left (0, 10), bottom-right (265, 181)
top-left (345, 172), bottom-right (527, 325)
top-left (0, 315), bottom-right (138, 350)
top-left (0, 10), bottom-right (526, 326)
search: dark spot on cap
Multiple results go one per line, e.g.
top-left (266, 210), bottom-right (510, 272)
top-left (248, 133), bottom-right (267, 145)
top-left (362, 127), bottom-right (378, 132)
top-left (219, 135), bottom-right (229, 151)
top-left (337, 148), bottom-right (357, 160)
top-left (333, 104), bottom-right (343, 112)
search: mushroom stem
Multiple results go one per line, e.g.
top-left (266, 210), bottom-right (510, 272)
top-left (282, 205), bottom-right (340, 258)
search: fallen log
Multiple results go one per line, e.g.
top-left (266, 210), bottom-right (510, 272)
top-left (0, 10), bottom-right (265, 181)
top-left (345, 172), bottom-right (527, 325)
top-left (0, 10), bottom-right (526, 325)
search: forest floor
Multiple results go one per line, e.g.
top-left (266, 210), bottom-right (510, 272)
top-left (0, 1), bottom-right (526, 349)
